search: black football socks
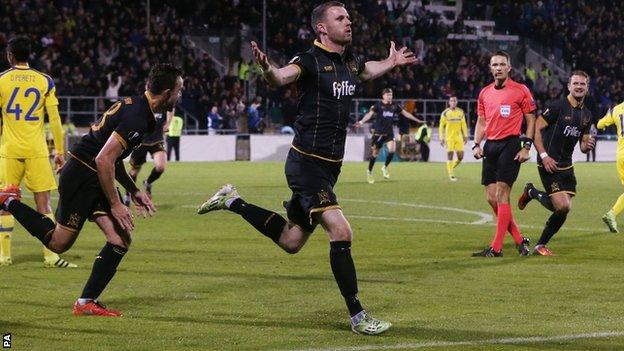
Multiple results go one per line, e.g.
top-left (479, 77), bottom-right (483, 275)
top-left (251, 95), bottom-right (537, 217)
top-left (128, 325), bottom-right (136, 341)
top-left (146, 168), bottom-right (163, 184)
top-left (5, 200), bottom-right (55, 245)
top-left (228, 198), bottom-right (285, 243)
top-left (368, 156), bottom-right (376, 172)
top-left (330, 241), bottom-right (363, 317)
top-left (80, 242), bottom-right (127, 299)
top-left (529, 188), bottom-right (555, 212)
top-left (385, 153), bottom-right (394, 167)
top-left (537, 211), bottom-right (568, 245)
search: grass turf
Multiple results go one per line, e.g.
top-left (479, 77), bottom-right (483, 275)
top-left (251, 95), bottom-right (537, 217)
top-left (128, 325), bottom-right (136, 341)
top-left (1, 161), bottom-right (623, 350)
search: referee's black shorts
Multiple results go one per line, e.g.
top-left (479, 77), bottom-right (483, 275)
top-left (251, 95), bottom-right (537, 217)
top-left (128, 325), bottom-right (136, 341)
top-left (481, 136), bottom-right (522, 186)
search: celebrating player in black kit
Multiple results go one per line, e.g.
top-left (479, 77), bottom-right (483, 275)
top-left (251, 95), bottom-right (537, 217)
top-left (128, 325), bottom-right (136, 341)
top-left (198, 1), bottom-right (417, 335)
top-left (518, 71), bottom-right (596, 255)
top-left (355, 88), bottom-right (422, 184)
top-left (0, 64), bottom-right (183, 316)
top-left (124, 109), bottom-right (172, 204)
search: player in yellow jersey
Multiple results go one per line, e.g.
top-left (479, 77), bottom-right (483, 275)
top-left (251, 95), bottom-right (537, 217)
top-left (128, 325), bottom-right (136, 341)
top-left (0, 36), bottom-right (76, 268)
top-left (439, 96), bottom-right (468, 181)
top-left (597, 102), bottom-right (624, 233)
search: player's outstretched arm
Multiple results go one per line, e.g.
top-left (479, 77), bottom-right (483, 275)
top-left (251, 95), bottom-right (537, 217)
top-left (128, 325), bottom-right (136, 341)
top-left (251, 41), bottom-right (300, 88)
top-left (401, 110), bottom-right (423, 124)
top-left (355, 109), bottom-right (375, 128)
top-left (359, 41), bottom-right (418, 81)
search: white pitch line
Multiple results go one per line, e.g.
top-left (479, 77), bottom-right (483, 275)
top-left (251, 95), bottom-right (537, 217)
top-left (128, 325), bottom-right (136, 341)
top-left (288, 331), bottom-right (624, 351)
top-left (341, 198), bottom-right (493, 225)
top-left (183, 198), bottom-right (607, 233)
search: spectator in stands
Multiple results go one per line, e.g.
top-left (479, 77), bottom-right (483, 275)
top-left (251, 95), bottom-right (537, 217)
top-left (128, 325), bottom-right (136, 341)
top-left (247, 97), bottom-right (263, 134)
top-left (105, 72), bottom-right (123, 108)
top-left (207, 105), bottom-right (223, 135)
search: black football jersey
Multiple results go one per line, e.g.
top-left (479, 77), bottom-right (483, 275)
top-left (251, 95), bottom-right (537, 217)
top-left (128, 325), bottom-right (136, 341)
top-left (539, 96), bottom-right (593, 168)
top-left (70, 93), bottom-right (156, 165)
top-left (371, 102), bottom-right (402, 135)
top-left (289, 40), bottom-right (364, 161)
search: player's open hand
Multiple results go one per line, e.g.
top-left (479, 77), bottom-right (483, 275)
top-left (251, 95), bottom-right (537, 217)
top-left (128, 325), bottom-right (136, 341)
top-left (250, 41), bottom-right (270, 71)
top-left (541, 155), bottom-right (558, 173)
top-left (111, 202), bottom-right (134, 232)
top-left (132, 190), bottom-right (156, 218)
top-left (54, 154), bottom-right (65, 174)
top-left (388, 41), bottom-right (418, 67)
top-left (514, 148), bottom-right (530, 163)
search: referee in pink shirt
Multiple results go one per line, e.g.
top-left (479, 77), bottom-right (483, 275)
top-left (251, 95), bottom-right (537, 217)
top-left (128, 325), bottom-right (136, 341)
top-left (472, 51), bottom-right (536, 257)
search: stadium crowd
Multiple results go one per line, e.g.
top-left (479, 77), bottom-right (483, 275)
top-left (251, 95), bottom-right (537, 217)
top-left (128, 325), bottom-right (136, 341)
top-left (465, 0), bottom-right (624, 115)
top-left (0, 0), bottom-right (619, 132)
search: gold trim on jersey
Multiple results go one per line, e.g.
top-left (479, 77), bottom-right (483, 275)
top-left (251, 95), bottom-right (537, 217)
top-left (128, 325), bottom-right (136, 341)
top-left (112, 131), bottom-right (128, 150)
top-left (144, 91), bottom-right (157, 117)
top-left (308, 205), bottom-right (342, 223)
top-left (313, 39), bottom-right (335, 53)
top-left (537, 164), bottom-right (574, 171)
top-left (92, 101), bottom-right (122, 131)
top-left (68, 151), bottom-right (98, 173)
top-left (567, 94), bottom-right (584, 108)
top-left (289, 63), bottom-right (302, 80)
top-left (291, 145), bottom-right (342, 162)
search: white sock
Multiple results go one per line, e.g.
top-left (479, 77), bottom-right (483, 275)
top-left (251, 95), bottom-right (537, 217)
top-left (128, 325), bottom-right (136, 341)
top-left (77, 298), bottom-right (93, 305)
top-left (224, 197), bottom-right (239, 208)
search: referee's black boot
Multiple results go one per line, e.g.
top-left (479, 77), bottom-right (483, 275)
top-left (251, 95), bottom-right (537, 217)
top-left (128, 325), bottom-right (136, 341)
top-left (471, 247), bottom-right (502, 257)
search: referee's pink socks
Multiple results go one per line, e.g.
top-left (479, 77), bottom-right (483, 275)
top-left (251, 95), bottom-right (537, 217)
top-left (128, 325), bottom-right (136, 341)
top-left (491, 203), bottom-right (512, 252)
top-left (491, 204), bottom-right (523, 245)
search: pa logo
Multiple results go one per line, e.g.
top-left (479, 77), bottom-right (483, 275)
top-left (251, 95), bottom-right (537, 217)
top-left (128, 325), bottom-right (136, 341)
top-left (2, 333), bottom-right (10, 348)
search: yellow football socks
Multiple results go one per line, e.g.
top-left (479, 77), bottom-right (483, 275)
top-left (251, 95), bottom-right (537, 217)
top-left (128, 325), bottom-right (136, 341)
top-left (612, 193), bottom-right (624, 216)
top-left (42, 213), bottom-right (59, 261)
top-left (0, 214), bottom-right (14, 259)
top-left (446, 161), bottom-right (454, 178)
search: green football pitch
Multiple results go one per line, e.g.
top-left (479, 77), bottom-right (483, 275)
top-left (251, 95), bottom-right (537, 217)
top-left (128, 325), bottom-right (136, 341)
top-left (1, 161), bottom-right (623, 350)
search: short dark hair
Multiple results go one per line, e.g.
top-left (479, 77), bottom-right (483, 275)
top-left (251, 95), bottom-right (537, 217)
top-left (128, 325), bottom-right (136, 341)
top-left (491, 50), bottom-right (511, 65)
top-left (311, 1), bottom-right (345, 35)
top-left (382, 88), bottom-right (393, 95)
top-left (146, 63), bottom-right (183, 94)
top-left (570, 70), bottom-right (589, 82)
top-left (7, 35), bottom-right (31, 62)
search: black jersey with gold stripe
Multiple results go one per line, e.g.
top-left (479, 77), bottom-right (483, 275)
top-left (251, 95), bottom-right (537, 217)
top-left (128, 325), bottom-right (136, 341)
top-left (289, 40), bottom-right (364, 161)
top-left (70, 93), bottom-right (155, 165)
top-left (539, 95), bottom-right (593, 168)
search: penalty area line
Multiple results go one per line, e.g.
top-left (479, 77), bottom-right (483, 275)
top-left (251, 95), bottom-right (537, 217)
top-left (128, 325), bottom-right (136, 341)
top-left (287, 331), bottom-right (624, 351)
